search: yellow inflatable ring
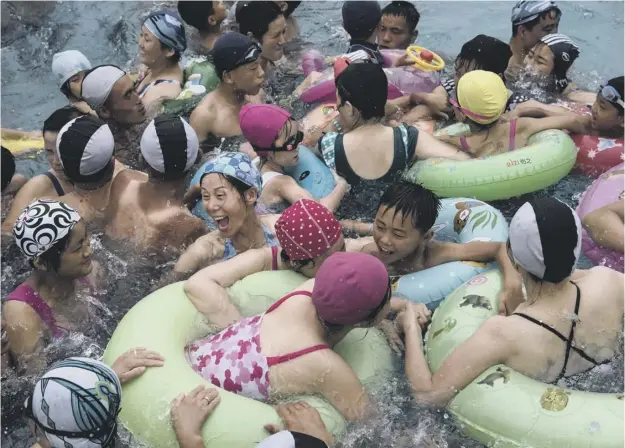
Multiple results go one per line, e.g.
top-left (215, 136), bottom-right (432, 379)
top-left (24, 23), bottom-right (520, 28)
top-left (1, 136), bottom-right (44, 154)
top-left (406, 45), bottom-right (445, 71)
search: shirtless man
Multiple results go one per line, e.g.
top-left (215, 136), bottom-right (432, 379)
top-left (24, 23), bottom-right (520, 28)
top-left (177, 1), bottom-right (227, 53)
top-left (54, 115), bottom-right (130, 229)
top-left (104, 115), bottom-right (207, 259)
top-left (507, 0), bottom-right (561, 79)
top-left (189, 32), bottom-right (265, 153)
top-left (80, 65), bottom-right (147, 168)
top-left (2, 107), bottom-right (82, 237)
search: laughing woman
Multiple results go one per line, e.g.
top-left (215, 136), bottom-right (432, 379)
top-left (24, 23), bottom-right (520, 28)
top-left (135, 10), bottom-right (187, 114)
top-left (160, 152), bottom-right (279, 286)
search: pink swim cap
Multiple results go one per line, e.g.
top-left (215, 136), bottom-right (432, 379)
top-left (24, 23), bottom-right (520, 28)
top-left (239, 104), bottom-right (291, 149)
top-left (312, 252), bottom-right (389, 325)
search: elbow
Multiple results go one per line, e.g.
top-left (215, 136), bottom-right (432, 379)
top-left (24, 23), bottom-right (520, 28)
top-left (411, 389), bottom-right (450, 408)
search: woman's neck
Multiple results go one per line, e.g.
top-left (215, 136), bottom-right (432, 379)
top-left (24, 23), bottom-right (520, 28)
top-left (199, 27), bottom-right (221, 51)
top-left (346, 119), bottom-right (384, 133)
top-left (146, 60), bottom-right (176, 79)
top-left (523, 276), bottom-right (571, 305)
top-left (30, 270), bottom-right (77, 305)
top-left (230, 209), bottom-right (266, 252)
top-left (262, 160), bottom-right (285, 174)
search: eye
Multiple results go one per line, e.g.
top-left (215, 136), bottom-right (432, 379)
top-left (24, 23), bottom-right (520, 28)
top-left (392, 232), bottom-right (405, 239)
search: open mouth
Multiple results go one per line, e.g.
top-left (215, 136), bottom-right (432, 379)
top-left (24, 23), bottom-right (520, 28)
top-left (214, 216), bottom-right (230, 231)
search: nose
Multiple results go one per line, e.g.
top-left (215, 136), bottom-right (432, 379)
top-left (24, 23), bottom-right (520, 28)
top-left (382, 31), bottom-right (392, 43)
top-left (379, 231), bottom-right (392, 247)
top-left (205, 197), bottom-right (221, 214)
top-left (84, 241), bottom-right (92, 258)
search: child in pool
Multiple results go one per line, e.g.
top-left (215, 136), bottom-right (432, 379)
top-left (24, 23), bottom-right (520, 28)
top-left (342, 181), bottom-right (523, 314)
top-left (436, 70), bottom-right (587, 157)
top-left (239, 103), bottom-right (348, 213)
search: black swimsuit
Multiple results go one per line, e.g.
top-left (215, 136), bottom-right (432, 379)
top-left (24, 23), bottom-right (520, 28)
top-left (513, 281), bottom-right (601, 381)
top-left (43, 171), bottom-right (66, 196)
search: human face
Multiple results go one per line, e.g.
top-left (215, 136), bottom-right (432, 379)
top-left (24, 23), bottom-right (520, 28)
top-left (373, 205), bottom-right (424, 265)
top-left (56, 220), bottom-right (93, 278)
top-left (138, 25), bottom-right (173, 67)
top-left (43, 131), bottom-right (64, 175)
top-left (524, 43), bottom-right (555, 75)
top-left (201, 173), bottom-right (255, 237)
top-left (105, 75), bottom-right (146, 125)
top-left (519, 10), bottom-right (560, 51)
top-left (261, 16), bottom-right (287, 61)
top-left (210, 1), bottom-right (227, 25)
top-left (377, 14), bottom-right (414, 50)
top-left (226, 59), bottom-right (265, 95)
top-left (591, 93), bottom-right (624, 133)
top-left (269, 122), bottom-right (303, 167)
top-left (68, 71), bottom-right (87, 98)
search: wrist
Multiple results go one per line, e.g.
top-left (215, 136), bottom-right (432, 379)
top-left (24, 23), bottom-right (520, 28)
top-left (175, 431), bottom-right (204, 448)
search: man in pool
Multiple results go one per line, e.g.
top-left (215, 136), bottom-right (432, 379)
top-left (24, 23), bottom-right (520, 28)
top-left (346, 181), bottom-right (523, 314)
top-left (104, 115), bottom-right (207, 258)
top-left (507, 0), bottom-right (561, 77)
top-left (177, 1), bottom-right (227, 53)
top-left (377, 1), bottom-right (419, 50)
top-left (80, 64), bottom-right (147, 168)
top-left (189, 32), bottom-right (265, 153)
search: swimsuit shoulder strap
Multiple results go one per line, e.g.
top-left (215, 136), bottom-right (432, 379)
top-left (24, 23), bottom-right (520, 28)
top-left (512, 312), bottom-right (569, 342)
top-left (5, 283), bottom-right (61, 337)
top-left (266, 344), bottom-right (331, 367)
top-left (271, 246), bottom-right (279, 271)
top-left (566, 281), bottom-right (601, 367)
top-left (459, 136), bottom-right (471, 153)
top-left (508, 119), bottom-right (518, 152)
top-left (262, 171), bottom-right (283, 186)
top-left (43, 172), bottom-right (65, 196)
top-left (333, 133), bottom-right (360, 184)
top-left (266, 290), bottom-right (312, 313)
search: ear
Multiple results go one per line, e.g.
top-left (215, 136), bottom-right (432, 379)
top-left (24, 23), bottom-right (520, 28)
top-left (97, 105), bottom-right (111, 121)
top-left (208, 15), bottom-right (217, 26)
top-left (222, 71), bottom-right (234, 86)
top-left (412, 30), bottom-right (418, 42)
top-left (32, 256), bottom-right (48, 272)
top-left (244, 188), bottom-right (259, 205)
top-left (422, 229), bottom-right (435, 242)
top-left (277, 1), bottom-right (288, 12)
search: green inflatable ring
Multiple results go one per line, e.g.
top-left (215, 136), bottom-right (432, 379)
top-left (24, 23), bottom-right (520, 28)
top-left (404, 126), bottom-right (577, 201)
top-left (102, 271), bottom-right (394, 447)
top-left (424, 269), bottom-right (623, 447)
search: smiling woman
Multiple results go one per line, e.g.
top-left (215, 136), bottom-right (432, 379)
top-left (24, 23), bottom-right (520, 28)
top-left (237, 1), bottom-right (287, 68)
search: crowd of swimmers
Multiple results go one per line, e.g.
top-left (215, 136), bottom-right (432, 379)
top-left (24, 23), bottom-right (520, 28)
top-left (0, 1), bottom-right (624, 447)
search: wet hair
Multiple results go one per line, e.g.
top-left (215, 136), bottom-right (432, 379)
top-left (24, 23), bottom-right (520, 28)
top-left (378, 180), bottom-right (441, 233)
top-left (607, 76), bottom-right (624, 116)
top-left (177, 1), bottom-right (215, 31)
top-left (32, 231), bottom-right (72, 273)
top-left (336, 62), bottom-right (387, 120)
top-left (512, 8), bottom-right (561, 36)
top-left (236, 1), bottom-right (284, 41)
top-left (381, 1), bottom-right (420, 33)
top-left (42, 106), bottom-right (84, 134)
top-left (280, 248), bottom-right (315, 271)
top-left (455, 35), bottom-right (513, 81)
top-left (1, 146), bottom-right (15, 192)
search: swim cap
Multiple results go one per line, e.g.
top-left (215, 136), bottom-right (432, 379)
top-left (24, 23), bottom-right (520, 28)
top-left (26, 357), bottom-right (121, 448)
top-left (200, 152), bottom-right (262, 194)
top-left (336, 62), bottom-right (387, 120)
top-left (456, 70), bottom-right (509, 125)
top-left (80, 65), bottom-right (126, 110)
top-left (13, 199), bottom-right (81, 261)
top-left (52, 50), bottom-right (92, 88)
top-left (1, 146), bottom-right (15, 192)
top-left (144, 10), bottom-right (187, 53)
top-left (213, 32), bottom-right (262, 77)
top-left (140, 115), bottom-right (198, 176)
top-left (240, 104), bottom-right (291, 149)
top-left (540, 34), bottom-right (579, 92)
top-left (509, 198), bottom-right (581, 283)
top-left (313, 252), bottom-right (389, 325)
top-left (342, 1), bottom-right (382, 41)
top-left (511, 0), bottom-right (560, 26)
top-left (275, 199), bottom-right (342, 261)
top-left (257, 430), bottom-right (325, 448)
top-left (56, 115), bottom-right (115, 183)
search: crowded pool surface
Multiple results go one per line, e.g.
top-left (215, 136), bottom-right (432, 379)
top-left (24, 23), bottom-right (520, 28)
top-left (1, 1), bottom-right (624, 447)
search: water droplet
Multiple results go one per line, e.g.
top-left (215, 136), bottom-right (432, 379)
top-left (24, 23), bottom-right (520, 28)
top-left (590, 421), bottom-right (600, 433)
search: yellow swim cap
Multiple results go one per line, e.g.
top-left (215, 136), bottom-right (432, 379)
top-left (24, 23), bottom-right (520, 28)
top-left (456, 70), bottom-right (509, 125)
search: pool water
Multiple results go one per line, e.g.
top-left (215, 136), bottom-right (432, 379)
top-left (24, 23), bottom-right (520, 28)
top-left (1, 1), bottom-right (623, 447)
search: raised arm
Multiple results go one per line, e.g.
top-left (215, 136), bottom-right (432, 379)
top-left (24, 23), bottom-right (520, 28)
top-left (414, 131), bottom-right (471, 162)
top-left (582, 199), bottom-right (625, 252)
top-left (517, 115), bottom-right (589, 138)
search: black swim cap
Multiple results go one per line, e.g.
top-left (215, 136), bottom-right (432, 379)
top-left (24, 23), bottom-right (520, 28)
top-left (336, 62), bottom-right (387, 120)
top-left (456, 35), bottom-right (512, 78)
top-left (539, 33), bottom-right (580, 93)
top-left (1, 146), bottom-right (15, 192)
top-left (342, 1), bottom-right (382, 41)
top-left (212, 32), bottom-right (262, 78)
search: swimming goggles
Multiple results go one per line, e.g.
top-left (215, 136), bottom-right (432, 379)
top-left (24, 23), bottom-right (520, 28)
top-left (273, 130), bottom-right (304, 151)
top-left (600, 84), bottom-right (625, 108)
top-left (233, 42), bottom-right (262, 70)
top-left (449, 97), bottom-right (496, 123)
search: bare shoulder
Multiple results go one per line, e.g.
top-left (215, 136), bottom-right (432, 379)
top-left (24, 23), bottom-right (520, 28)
top-left (346, 237), bottom-right (374, 252)
top-left (3, 299), bottom-right (41, 330)
top-left (260, 213), bottom-right (280, 232)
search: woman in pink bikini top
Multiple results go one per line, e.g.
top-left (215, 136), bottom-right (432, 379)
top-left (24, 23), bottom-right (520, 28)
top-left (3, 199), bottom-right (94, 374)
top-left (185, 251), bottom-right (392, 422)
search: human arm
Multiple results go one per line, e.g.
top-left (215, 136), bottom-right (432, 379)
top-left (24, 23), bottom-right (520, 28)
top-left (429, 241), bottom-right (523, 315)
top-left (340, 220), bottom-right (373, 236)
top-left (582, 199), bottom-right (624, 252)
top-left (184, 247), bottom-right (276, 327)
top-left (141, 83), bottom-right (182, 117)
top-left (505, 99), bottom-right (578, 119)
top-left (400, 306), bottom-right (511, 406)
top-left (414, 131), bottom-right (471, 162)
top-left (565, 89), bottom-right (596, 106)
top-left (517, 115), bottom-right (589, 137)
top-left (1, 175), bottom-right (57, 236)
top-left (190, 105), bottom-right (215, 150)
top-left (410, 87), bottom-right (451, 120)
top-left (171, 385), bottom-right (221, 448)
top-left (276, 171), bottom-right (348, 212)
top-left (2, 302), bottom-right (47, 375)
top-left (264, 402), bottom-right (333, 446)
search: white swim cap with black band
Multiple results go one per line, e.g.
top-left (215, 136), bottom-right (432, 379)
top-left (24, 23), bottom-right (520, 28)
top-left (509, 198), bottom-right (581, 282)
top-left (140, 115), bottom-right (198, 175)
top-left (56, 115), bottom-right (115, 184)
top-left (80, 65), bottom-right (125, 110)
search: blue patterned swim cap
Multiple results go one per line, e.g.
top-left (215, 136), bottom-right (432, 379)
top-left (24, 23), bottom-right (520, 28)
top-left (201, 152), bottom-right (262, 194)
